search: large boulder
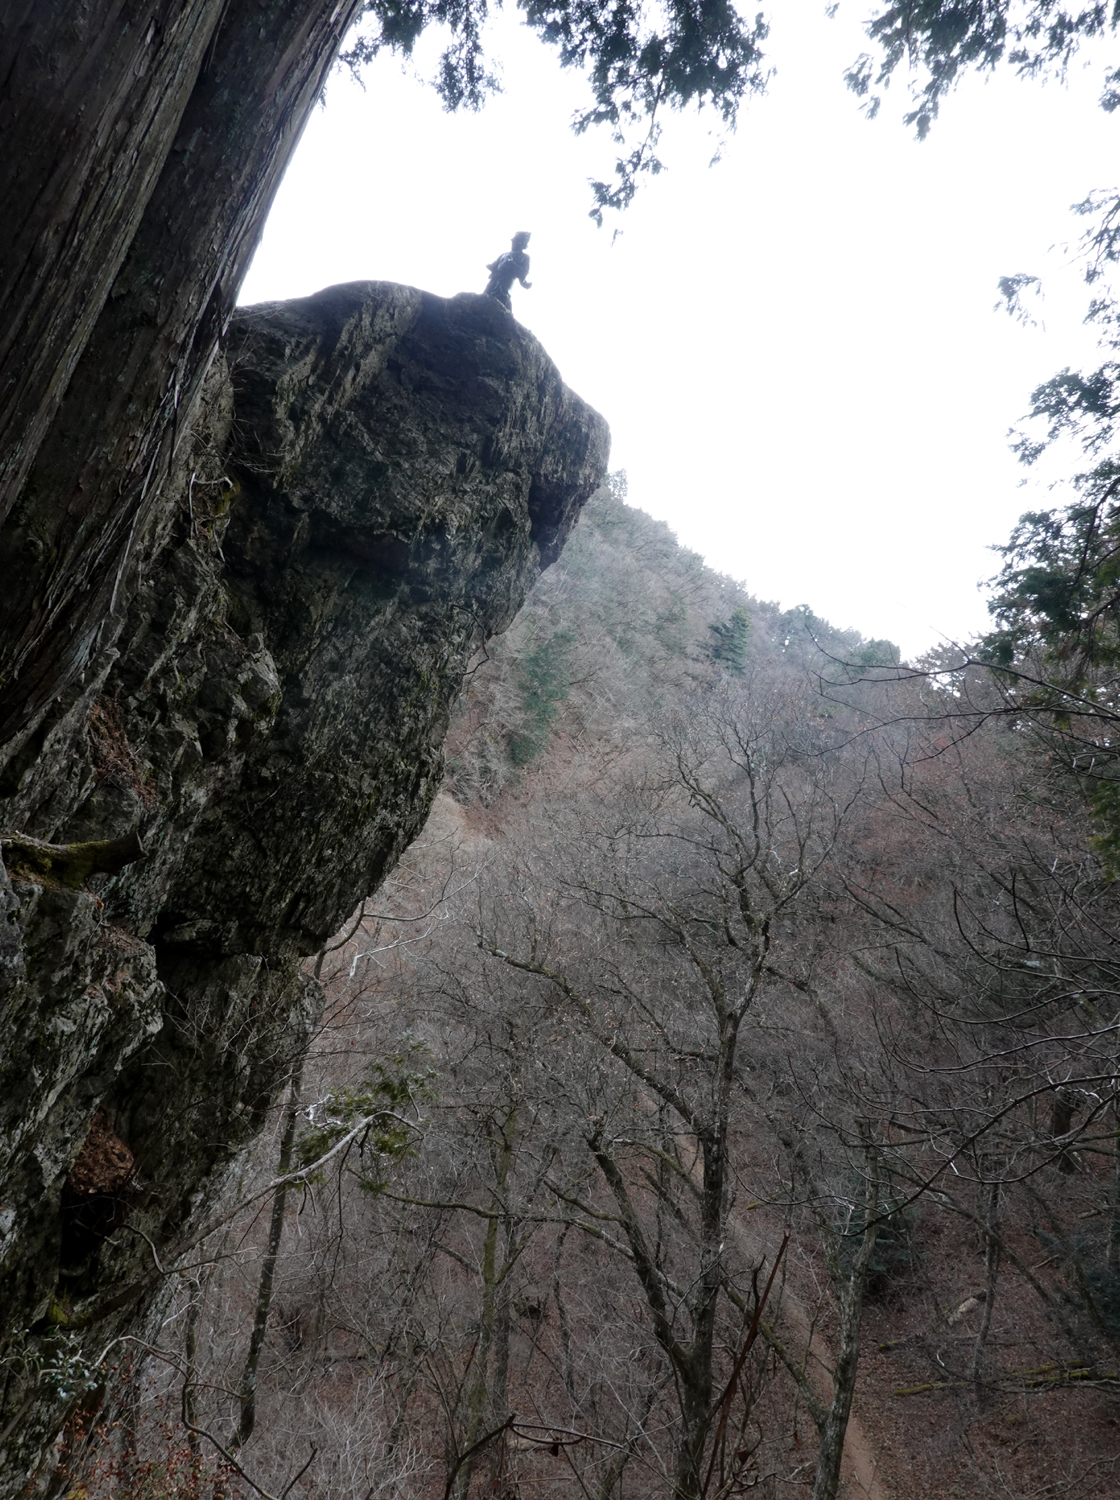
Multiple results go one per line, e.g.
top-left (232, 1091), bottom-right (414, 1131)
top-left (0, 282), bottom-right (608, 1493)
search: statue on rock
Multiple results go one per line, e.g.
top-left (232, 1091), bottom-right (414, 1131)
top-left (484, 231), bottom-right (533, 310)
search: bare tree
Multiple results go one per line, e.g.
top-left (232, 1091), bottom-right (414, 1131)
top-left (466, 668), bottom-right (878, 1498)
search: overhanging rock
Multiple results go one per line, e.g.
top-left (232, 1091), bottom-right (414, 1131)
top-left (0, 282), bottom-right (608, 1493)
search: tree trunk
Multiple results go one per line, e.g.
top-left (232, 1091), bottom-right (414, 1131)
top-left (674, 1372), bottom-right (712, 1500)
top-left (595, 1381), bottom-right (660, 1500)
top-left (552, 1227), bottom-right (577, 1407)
top-left (456, 1106), bottom-right (518, 1498)
top-left (487, 1219), bottom-right (514, 1490)
top-left (1109, 1093), bottom-right (1120, 1280)
top-left (809, 1262), bottom-right (870, 1500)
top-left (1050, 1087), bottom-right (1080, 1174)
top-left (0, 0), bottom-right (364, 748)
top-left (0, 0), bottom-right (227, 518)
top-left (970, 1180), bottom-right (1001, 1398)
top-left (810, 1160), bottom-right (880, 1500)
top-left (231, 1063), bottom-right (304, 1454)
top-left (183, 1275), bottom-right (204, 1460)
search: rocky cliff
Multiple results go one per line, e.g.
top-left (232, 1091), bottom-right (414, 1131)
top-left (0, 281), bottom-right (608, 1493)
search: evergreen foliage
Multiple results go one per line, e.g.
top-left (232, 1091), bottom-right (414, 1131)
top-left (854, 636), bottom-right (901, 667)
top-left (508, 628), bottom-right (575, 765)
top-left (847, 0), bottom-right (1120, 138)
top-left (341, 0), bottom-right (769, 216)
top-left (708, 607), bottom-right (750, 673)
top-left (342, 0), bottom-right (1120, 217)
top-left (446, 477), bottom-right (898, 801)
top-left (985, 495), bottom-right (1120, 676)
top-left (296, 1038), bottom-right (434, 1187)
top-left (981, 493), bottom-right (1120, 867)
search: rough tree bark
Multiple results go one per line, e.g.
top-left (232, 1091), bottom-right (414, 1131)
top-left (0, 0), bottom-right (227, 516)
top-left (457, 1104), bottom-right (518, 1500)
top-left (970, 1180), bottom-right (1002, 1399)
top-left (231, 1062), bottom-right (306, 1455)
top-left (809, 1216), bottom-right (880, 1500)
top-left (0, 0), bottom-right (364, 750)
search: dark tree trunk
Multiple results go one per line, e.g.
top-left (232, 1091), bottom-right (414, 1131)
top-left (808, 1260), bottom-right (869, 1500)
top-left (0, 0), bottom-right (364, 749)
top-left (1050, 1087), bottom-right (1080, 1173)
top-left (0, 0), bottom-right (227, 517)
top-left (970, 1181), bottom-right (1001, 1398)
top-left (232, 1063), bottom-right (305, 1454)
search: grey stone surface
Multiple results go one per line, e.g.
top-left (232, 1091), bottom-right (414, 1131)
top-left (0, 281), bottom-right (608, 1492)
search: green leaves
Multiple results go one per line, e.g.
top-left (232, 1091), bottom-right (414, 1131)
top-left (852, 0), bottom-right (1112, 138)
top-left (984, 489), bottom-right (1120, 675)
top-left (509, 628), bottom-right (575, 766)
top-left (345, 0), bottom-right (769, 219)
top-left (1016, 368), bottom-right (1120, 461)
top-left (296, 1037), bottom-right (434, 1188)
top-left (980, 488), bottom-right (1120, 861)
top-left (708, 607), bottom-right (751, 675)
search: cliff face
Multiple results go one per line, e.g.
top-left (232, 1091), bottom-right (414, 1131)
top-left (0, 281), bottom-right (608, 1492)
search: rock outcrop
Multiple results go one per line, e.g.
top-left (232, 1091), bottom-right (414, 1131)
top-left (0, 281), bottom-right (608, 1492)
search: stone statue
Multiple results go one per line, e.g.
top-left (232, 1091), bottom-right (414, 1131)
top-left (484, 231), bottom-right (532, 310)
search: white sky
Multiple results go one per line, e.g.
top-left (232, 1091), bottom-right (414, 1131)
top-left (239, 1), bottom-right (1120, 659)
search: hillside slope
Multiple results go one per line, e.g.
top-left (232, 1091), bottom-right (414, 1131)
top-left (138, 488), bottom-right (1120, 1500)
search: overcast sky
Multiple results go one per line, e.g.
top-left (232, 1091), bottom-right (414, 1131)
top-left (239, 0), bottom-right (1120, 659)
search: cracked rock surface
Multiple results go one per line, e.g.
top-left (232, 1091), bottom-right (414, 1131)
top-left (0, 282), bottom-right (608, 1492)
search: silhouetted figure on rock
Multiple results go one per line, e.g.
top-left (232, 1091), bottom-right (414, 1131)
top-left (484, 232), bottom-right (532, 311)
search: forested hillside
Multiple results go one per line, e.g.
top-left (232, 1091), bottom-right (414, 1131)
top-left (71, 482), bottom-right (1120, 1500)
